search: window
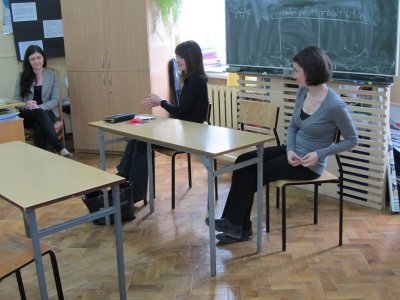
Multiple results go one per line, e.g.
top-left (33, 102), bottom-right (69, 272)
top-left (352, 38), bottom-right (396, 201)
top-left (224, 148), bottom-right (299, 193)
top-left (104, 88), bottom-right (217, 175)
top-left (175, 0), bottom-right (226, 71)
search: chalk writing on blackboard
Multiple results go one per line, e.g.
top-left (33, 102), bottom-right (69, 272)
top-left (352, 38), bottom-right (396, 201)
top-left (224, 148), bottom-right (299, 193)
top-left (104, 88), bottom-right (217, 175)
top-left (226, 0), bottom-right (399, 82)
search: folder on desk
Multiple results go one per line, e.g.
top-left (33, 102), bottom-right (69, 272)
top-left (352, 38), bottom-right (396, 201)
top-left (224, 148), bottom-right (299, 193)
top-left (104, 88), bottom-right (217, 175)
top-left (104, 113), bottom-right (135, 123)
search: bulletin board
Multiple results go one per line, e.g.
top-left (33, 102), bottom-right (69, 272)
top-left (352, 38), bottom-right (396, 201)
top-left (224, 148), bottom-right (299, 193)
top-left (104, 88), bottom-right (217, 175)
top-left (9, 0), bottom-right (64, 61)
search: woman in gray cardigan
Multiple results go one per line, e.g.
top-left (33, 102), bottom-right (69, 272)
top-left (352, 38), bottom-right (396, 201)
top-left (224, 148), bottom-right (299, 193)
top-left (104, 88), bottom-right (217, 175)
top-left (14, 45), bottom-right (72, 158)
top-left (207, 46), bottom-right (359, 244)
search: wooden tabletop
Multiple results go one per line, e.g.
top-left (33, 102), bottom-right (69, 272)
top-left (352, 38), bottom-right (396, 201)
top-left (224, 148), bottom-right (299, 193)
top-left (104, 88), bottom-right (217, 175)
top-left (0, 98), bottom-right (25, 109)
top-left (89, 117), bottom-right (273, 157)
top-left (0, 141), bottom-right (124, 211)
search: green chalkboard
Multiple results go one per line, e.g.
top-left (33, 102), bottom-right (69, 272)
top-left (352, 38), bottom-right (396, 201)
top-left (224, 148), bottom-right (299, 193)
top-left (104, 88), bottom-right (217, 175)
top-left (226, 0), bottom-right (399, 83)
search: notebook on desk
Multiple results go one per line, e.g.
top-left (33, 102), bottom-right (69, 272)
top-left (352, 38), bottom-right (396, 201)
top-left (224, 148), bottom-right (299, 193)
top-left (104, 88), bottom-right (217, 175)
top-left (104, 113), bottom-right (135, 123)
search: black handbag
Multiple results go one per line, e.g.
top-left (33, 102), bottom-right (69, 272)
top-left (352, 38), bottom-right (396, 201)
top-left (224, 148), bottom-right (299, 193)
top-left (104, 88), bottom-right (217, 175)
top-left (82, 182), bottom-right (135, 225)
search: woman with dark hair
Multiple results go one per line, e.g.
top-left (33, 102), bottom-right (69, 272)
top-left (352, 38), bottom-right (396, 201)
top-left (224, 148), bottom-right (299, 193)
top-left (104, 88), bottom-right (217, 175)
top-left (14, 45), bottom-right (72, 158)
top-left (116, 40), bottom-right (209, 202)
top-left (206, 45), bottom-right (359, 244)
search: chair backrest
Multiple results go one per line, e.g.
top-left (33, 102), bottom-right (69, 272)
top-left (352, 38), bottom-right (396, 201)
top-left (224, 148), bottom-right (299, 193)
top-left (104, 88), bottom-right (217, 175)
top-left (206, 103), bottom-right (212, 125)
top-left (333, 130), bottom-right (343, 179)
top-left (168, 58), bottom-right (181, 105)
top-left (48, 66), bottom-right (65, 144)
top-left (238, 100), bottom-right (280, 146)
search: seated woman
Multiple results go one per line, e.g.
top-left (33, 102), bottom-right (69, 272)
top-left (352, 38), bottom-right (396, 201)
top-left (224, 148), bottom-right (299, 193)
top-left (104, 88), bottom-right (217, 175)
top-left (206, 46), bottom-right (359, 244)
top-left (14, 45), bottom-right (72, 158)
top-left (116, 40), bottom-right (209, 202)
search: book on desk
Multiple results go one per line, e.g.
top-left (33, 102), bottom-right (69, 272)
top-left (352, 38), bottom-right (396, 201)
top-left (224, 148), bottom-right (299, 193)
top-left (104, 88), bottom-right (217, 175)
top-left (0, 108), bottom-right (19, 122)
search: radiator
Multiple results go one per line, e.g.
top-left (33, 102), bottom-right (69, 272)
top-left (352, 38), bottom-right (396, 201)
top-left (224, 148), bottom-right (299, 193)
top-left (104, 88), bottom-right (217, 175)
top-left (207, 84), bottom-right (238, 129)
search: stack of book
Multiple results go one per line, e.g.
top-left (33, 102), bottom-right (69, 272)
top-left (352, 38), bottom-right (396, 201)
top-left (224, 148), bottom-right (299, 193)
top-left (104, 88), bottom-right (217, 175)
top-left (0, 108), bottom-right (20, 121)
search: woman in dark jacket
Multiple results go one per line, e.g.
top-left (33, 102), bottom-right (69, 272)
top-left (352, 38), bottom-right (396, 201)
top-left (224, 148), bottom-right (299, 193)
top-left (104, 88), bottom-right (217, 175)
top-left (117, 40), bottom-right (209, 202)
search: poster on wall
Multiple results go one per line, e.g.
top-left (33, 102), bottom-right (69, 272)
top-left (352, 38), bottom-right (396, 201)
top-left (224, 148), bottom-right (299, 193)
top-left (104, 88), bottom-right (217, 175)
top-left (9, 0), bottom-right (64, 60)
top-left (2, 0), bottom-right (12, 34)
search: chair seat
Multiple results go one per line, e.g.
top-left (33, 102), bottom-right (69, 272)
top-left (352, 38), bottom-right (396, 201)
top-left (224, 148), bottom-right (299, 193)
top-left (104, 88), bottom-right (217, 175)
top-left (275, 170), bottom-right (338, 188)
top-left (0, 233), bottom-right (64, 299)
top-left (0, 233), bottom-right (51, 279)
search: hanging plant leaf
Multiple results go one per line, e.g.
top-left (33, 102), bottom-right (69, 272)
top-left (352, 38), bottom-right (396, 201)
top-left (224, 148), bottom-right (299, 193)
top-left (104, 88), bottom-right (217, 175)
top-left (156, 0), bottom-right (182, 26)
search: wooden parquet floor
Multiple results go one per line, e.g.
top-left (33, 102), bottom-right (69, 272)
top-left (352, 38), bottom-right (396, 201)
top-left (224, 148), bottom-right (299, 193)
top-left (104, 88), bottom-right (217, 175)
top-left (1, 150), bottom-right (400, 299)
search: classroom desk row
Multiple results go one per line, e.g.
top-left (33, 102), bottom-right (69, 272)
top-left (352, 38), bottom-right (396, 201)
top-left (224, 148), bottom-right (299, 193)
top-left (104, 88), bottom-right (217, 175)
top-left (0, 116), bottom-right (272, 299)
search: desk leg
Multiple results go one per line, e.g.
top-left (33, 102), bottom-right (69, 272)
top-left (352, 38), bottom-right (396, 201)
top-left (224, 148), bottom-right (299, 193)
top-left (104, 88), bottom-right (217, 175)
top-left (146, 142), bottom-right (155, 213)
top-left (256, 145), bottom-right (264, 253)
top-left (99, 129), bottom-right (106, 171)
top-left (98, 129), bottom-right (111, 226)
top-left (111, 184), bottom-right (127, 300)
top-left (25, 210), bottom-right (49, 300)
top-left (198, 155), bottom-right (217, 276)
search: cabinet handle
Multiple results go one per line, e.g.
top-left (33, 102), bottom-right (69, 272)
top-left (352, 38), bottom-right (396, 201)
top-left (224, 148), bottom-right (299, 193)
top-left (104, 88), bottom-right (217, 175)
top-left (108, 74), bottom-right (112, 94)
top-left (101, 57), bottom-right (105, 68)
top-left (106, 48), bottom-right (111, 69)
top-left (103, 74), bottom-right (106, 85)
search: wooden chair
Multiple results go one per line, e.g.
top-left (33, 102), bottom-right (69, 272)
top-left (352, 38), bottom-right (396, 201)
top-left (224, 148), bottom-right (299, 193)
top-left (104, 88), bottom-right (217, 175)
top-left (0, 233), bottom-right (64, 299)
top-left (25, 66), bottom-right (66, 147)
top-left (152, 103), bottom-right (212, 209)
top-left (213, 100), bottom-right (280, 199)
top-left (266, 130), bottom-right (343, 251)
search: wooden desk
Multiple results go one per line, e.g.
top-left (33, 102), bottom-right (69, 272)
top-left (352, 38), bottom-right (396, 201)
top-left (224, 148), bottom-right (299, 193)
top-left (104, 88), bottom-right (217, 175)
top-left (89, 117), bottom-right (274, 276)
top-left (0, 118), bottom-right (25, 143)
top-left (0, 141), bottom-right (127, 300)
top-left (0, 99), bottom-right (25, 143)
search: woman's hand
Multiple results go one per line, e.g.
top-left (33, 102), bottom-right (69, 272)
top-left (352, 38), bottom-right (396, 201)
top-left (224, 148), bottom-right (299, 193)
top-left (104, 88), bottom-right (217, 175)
top-left (26, 100), bottom-right (39, 110)
top-left (141, 94), bottom-right (162, 109)
top-left (299, 151), bottom-right (319, 167)
top-left (287, 150), bottom-right (302, 167)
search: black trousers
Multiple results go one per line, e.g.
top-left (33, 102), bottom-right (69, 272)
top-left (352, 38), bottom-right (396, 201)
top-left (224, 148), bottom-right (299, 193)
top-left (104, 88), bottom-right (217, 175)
top-left (221, 145), bottom-right (319, 231)
top-left (19, 108), bottom-right (64, 152)
top-left (117, 139), bottom-right (148, 201)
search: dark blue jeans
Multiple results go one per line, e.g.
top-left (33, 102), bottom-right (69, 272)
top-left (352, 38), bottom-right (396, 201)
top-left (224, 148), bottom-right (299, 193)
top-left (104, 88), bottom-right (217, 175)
top-left (221, 145), bottom-right (320, 231)
top-left (117, 139), bottom-right (148, 201)
top-left (19, 108), bottom-right (64, 152)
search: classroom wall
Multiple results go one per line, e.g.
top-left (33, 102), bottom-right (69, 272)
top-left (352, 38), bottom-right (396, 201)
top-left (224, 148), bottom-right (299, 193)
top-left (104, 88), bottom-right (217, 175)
top-left (1, 8), bottom-right (400, 103)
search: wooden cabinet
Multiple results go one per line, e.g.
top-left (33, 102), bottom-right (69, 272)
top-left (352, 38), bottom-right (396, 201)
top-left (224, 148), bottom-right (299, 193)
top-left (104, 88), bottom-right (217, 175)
top-left (61, 0), bottom-right (172, 151)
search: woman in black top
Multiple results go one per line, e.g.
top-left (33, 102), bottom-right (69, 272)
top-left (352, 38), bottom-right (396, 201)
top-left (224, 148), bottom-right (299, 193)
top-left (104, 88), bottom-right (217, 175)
top-left (117, 40), bottom-right (209, 202)
top-left (14, 45), bottom-right (72, 158)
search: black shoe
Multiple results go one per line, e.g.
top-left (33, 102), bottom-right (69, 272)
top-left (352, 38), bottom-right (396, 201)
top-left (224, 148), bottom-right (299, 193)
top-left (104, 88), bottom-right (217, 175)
top-left (205, 217), bottom-right (242, 239)
top-left (216, 229), bottom-right (253, 244)
top-left (205, 217), bottom-right (232, 231)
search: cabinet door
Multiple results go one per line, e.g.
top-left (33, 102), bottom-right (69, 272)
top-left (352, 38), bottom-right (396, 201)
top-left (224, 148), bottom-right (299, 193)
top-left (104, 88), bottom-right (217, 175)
top-left (102, 0), bottom-right (150, 71)
top-left (108, 71), bottom-right (151, 115)
top-left (61, 0), bottom-right (106, 71)
top-left (68, 72), bottom-right (112, 151)
top-left (107, 71), bottom-right (151, 151)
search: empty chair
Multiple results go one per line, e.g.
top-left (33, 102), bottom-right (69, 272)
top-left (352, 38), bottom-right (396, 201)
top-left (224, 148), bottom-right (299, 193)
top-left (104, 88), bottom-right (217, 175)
top-left (0, 233), bottom-right (64, 299)
top-left (152, 103), bottom-right (212, 209)
top-left (214, 100), bottom-right (280, 198)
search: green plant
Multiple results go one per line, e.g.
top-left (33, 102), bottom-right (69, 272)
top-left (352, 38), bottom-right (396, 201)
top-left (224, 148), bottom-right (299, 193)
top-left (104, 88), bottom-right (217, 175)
top-left (156, 0), bottom-right (182, 26)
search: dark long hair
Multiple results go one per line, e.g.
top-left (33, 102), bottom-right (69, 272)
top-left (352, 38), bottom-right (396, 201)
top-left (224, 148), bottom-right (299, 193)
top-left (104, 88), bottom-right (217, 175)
top-left (293, 45), bottom-right (332, 86)
top-left (19, 45), bottom-right (47, 97)
top-left (175, 40), bottom-right (207, 82)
